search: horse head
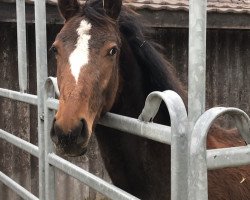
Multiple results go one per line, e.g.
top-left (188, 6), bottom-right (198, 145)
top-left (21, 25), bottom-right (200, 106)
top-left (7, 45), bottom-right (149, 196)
top-left (50, 0), bottom-right (122, 156)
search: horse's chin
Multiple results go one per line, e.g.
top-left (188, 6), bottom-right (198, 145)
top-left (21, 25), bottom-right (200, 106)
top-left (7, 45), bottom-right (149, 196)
top-left (56, 146), bottom-right (88, 157)
top-left (66, 147), bottom-right (88, 157)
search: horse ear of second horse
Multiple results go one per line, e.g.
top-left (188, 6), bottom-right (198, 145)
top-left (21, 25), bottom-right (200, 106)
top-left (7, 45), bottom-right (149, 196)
top-left (104, 0), bottom-right (122, 20)
top-left (58, 0), bottom-right (79, 21)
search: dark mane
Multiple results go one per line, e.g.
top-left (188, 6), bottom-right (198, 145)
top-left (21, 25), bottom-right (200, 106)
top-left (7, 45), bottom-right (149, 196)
top-left (83, 0), bottom-right (116, 26)
top-left (118, 9), bottom-right (187, 102)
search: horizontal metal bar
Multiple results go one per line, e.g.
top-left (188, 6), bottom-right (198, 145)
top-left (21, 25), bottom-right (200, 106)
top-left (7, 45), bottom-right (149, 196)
top-left (99, 113), bottom-right (171, 144)
top-left (0, 171), bottom-right (39, 200)
top-left (48, 153), bottom-right (140, 200)
top-left (0, 88), bottom-right (38, 105)
top-left (46, 98), bottom-right (171, 144)
top-left (0, 129), bottom-right (39, 157)
top-left (207, 145), bottom-right (250, 170)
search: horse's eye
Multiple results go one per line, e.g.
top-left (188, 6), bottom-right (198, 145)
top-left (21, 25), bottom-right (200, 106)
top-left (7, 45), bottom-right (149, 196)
top-left (108, 47), bottom-right (117, 56)
top-left (50, 46), bottom-right (58, 54)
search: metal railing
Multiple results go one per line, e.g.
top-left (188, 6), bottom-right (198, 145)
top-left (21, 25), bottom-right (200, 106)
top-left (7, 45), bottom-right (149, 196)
top-left (0, 0), bottom-right (250, 200)
top-left (44, 78), bottom-right (189, 200)
top-left (0, 0), bottom-right (48, 200)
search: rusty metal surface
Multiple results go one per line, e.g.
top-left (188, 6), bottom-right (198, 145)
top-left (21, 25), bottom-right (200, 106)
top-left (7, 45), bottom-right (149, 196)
top-left (0, 22), bottom-right (249, 199)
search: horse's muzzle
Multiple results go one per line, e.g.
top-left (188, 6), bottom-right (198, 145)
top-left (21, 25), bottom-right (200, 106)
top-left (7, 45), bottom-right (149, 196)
top-left (50, 118), bottom-right (89, 156)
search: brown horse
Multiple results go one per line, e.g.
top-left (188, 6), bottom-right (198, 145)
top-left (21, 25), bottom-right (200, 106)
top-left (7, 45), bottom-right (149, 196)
top-left (50, 0), bottom-right (250, 199)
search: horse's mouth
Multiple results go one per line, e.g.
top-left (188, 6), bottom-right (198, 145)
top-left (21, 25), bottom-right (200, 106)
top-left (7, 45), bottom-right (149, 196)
top-left (56, 145), bottom-right (88, 157)
top-left (66, 147), bottom-right (88, 157)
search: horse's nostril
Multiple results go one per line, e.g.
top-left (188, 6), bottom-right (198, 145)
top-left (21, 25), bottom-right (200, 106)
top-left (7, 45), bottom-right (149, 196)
top-left (50, 121), bottom-right (59, 144)
top-left (50, 118), bottom-right (89, 145)
top-left (76, 119), bottom-right (89, 144)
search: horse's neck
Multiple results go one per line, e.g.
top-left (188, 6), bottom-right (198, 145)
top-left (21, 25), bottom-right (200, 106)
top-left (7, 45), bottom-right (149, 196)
top-left (111, 39), bottom-right (171, 126)
top-left (111, 39), bottom-right (146, 118)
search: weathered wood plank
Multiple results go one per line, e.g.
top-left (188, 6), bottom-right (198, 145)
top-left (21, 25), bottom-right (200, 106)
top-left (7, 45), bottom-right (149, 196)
top-left (0, 2), bottom-right (250, 29)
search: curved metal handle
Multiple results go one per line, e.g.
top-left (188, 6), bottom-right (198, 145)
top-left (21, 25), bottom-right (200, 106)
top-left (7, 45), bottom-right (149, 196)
top-left (45, 77), bottom-right (60, 97)
top-left (188, 107), bottom-right (250, 200)
top-left (139, 90), bottom-right (189, 200)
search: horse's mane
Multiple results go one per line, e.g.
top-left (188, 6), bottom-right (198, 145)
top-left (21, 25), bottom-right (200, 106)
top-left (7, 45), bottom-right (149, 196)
top-left (83, 0), bottom-right (187, 102)
top-left (118, 9), bottom-right (187, 101)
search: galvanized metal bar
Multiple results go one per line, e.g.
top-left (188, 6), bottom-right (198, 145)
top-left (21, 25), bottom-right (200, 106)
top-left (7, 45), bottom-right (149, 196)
top-left (139, 90), bottom-right (188, 200)
top-left (188, 0), bottom-right (207, 128)
top-left (46, 98), bottom-right (58, 110)
top-left (34, 0), bottom-right (48, 199)
top-left (188, 1), bottom-right (207, 198)
top-left (44, 78), bottom-right (56, 200)
top-left (0, 129), bottom-right (39, 157)
top-left (0, 88), bottom-right (37, 105)
top-left (188, 107), bottom-right (250, 200)
top-left (48, 153), bottom-right (140, 200)
top-left (0, 171), bottom-right (39, 200)
top-left (48, 77), bottom-right (60, 96)
top-left (16, 0), bottom-right (28, 92)
top-left (99, 112), bottom-right (171, 144)
top-left (46, 98), bottom-right (172, 144)
top-left (207, 146), bottom-right (250, 170)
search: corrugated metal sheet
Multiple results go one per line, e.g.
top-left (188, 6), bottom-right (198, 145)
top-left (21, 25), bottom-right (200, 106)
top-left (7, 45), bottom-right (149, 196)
top-left (0, 23), bottom-right (249, 199)
top-left (0, 0), bottom-right (250, 13)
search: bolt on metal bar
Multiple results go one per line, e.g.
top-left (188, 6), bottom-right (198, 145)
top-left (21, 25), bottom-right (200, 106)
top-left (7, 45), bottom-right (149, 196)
top-left (0, 88), bottom-right (37, 105)
top-left (0, 171), bottom-right (39, 200)
top-left (48, 153), bottom-right (140, 200)
top-left (16, 0), bottom-right (28, 92)
top-left (0, 129), bottom-right (39, 157)
top-left (188, 0), bottom-right (207, 129)
top-left (34, 0), bottom-right (48, 199)
top-left (207, 145), bottom-right (250, 170)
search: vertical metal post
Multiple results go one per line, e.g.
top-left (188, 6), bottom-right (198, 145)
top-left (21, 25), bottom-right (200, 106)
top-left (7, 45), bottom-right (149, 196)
top-left (138, 91), bottom-right (189, 200)
top-left (188, 107), bottom-right (250, 200)
top-left (16, 0), bottom-right (28, 92)
top-left (188, 0), bottom-right (207, 129)
top-left (44, 78), bottom-right (56, 200)
top-left (188, 1), bottom-right (207, 200)
top-left (34, 0), bottom-right (48, 199)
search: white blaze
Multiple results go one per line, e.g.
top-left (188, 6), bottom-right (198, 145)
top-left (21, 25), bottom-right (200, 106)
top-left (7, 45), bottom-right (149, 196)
top-left (69, 20), bottom-right (92, 83)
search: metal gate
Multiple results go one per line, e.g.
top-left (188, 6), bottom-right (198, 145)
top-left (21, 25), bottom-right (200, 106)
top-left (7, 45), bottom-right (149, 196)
top-left (1, 0), bottom-right (250, 200)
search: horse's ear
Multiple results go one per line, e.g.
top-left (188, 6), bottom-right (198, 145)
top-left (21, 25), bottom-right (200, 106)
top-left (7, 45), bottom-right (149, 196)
top-left (58, 0), bottom-right (80, 21)
top-left (103, 0), bottom-right (122, 20)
